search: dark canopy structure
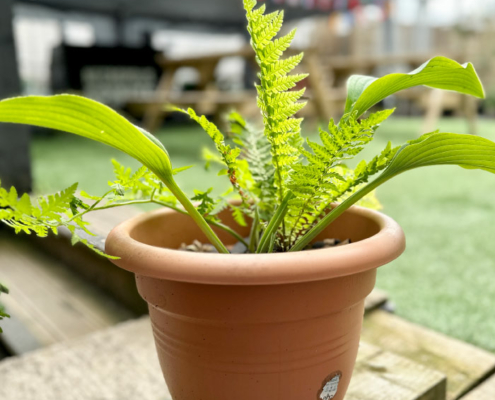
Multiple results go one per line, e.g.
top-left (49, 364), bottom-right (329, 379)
top-left (16, 0), bottom-right (350, 30)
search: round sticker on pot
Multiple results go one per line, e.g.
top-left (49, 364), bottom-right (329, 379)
top-left (318, 371), bottom-right (342, 400)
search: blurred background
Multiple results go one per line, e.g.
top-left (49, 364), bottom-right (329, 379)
top-left (1, 0), bottom-right (495, 377)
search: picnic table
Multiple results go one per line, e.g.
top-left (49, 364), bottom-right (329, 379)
top-left (135, 46), bottom-right (478, 135)
top-left (132, 46), bottom-right (347, 132)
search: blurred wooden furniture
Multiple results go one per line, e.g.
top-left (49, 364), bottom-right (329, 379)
top-left (138, 46), bottom-right (256, 131)
top-left (310, 17), bottom-right (483, 134)
top-left (136, 45), bottom-right (350, 132)
top-left (139, 16), bottom-right (482, 134)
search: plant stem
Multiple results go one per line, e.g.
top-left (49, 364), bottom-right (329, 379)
top-left (289, 176), bottom-right (387, 252)
top-left (164, 179), bottom-right (230, 254)
top-left (256, 191), bottom-right (294, 253)
top-left (90, 199), bottom-right (247, 247)
top-left (248, 207), bottom-right (260, 253)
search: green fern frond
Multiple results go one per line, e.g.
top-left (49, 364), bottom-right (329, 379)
top-left (231, 205), bottom-right (248, 227)
top-left (71, 232), bottom-right (119, 259)
top-left (305, 142), bottom-right (399, 230)
top-left (228, 111), bottom-right (276, 217)
top-left (36, 183), bottom-right (78, 221)
top-left (174, 107), bottom-right (251, 204)
top-left (244, 0), bottom-right (306, 208)
top-left (0, 181), bottom-right (96, 247)
top-left (191, 188), bottom-right (217, 217)
top-left (285, 109), bottom-right (395, 245)
top-left (0, 160), bottom-right (189, 258)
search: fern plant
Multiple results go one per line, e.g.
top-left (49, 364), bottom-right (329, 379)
top-left (0, 0), bottom-right (494, 265)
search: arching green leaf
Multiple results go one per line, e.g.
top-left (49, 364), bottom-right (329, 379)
top-left (381, 132), bottom-right (495, 177)
top-left (291, 132), bottom-right (495, 251)
top-left (0, 95), bottom-right (230, 254)
top-left (0, 95), bottom-right (173, 183)
top-left (345, 57), bottom-right (485, 117)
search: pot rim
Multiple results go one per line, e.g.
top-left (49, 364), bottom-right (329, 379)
top-left (106, 205), bottom-right (405, 285)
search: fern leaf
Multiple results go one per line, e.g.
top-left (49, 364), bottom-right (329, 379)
top-left (0, 159), bottom-right (190, 259)
top-left (228, 112), bottom-right (276, 217)
top-left (231, 205), bottom-right (248, 227)
top-left (244, 1), bottom-right (306, 210)
top-left (285, 109), bottom-right (396, 245)
top-left (37, 183), bottom-right (78, 220)
top-left (174, 107), bottom-right (251, 204)
top-left (71, 232), bottom-right (119, 259)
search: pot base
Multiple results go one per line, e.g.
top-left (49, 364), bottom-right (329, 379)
top-left (137, 269), bottom-right (376, 400)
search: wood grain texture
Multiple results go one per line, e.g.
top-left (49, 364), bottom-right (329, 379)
top-left (364, 288), bottom-right (388, 313)
top-left (348, 342), bottom-right (446, 400)
top-left (0, 317), bottom-right (171, 400)
top-left (460, 374), bottom-right (495, 400)
top-left (0, 235), bottom-right (134, 354)
top-left (25, 205), bottom-right (149, 315)
top-left (0, 316), bottom-right (446, 400)
top-left (361, 310), bottom-right (495, 400)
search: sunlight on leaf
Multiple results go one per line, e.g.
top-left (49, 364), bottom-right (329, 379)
top-left (345, 57), bottom-right (485, 117)
top-left (0, 95), bottom-right (174, 184)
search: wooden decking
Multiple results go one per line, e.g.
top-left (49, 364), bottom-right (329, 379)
top-left (362, 311), bottom-right (495, 400)
top-left (0, 206), bottom-right (494, 399)
top-left (1, 300), bottom-right (494, 400)
top-left (348, 342), bottom-right (446, 400)
top-left (0, 234), bottom-right (136, 354)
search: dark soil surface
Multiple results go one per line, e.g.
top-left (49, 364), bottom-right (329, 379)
top-left (179, 238), bottom-right (351, 254)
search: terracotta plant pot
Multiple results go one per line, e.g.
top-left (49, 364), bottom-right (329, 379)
top-left (106, 205), bottom-right (405, 400)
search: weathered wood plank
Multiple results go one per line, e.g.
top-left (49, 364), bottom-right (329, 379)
top-left (364, 288), bottom-right (388, 313)
top-left (0, 315), bottom-right (446, 400)
top-left (460, 374), bottom-right (495, 400)
top-left (0, 310), bottom-right (42, 355)
top-left (361, 310), bottom-right (495, 400)
top-left (0, 317), bottom-right (171, 400)
top-left (26, 205), bottom-right (148, 315)
top-left (0, 235), bottom-right (135, 353)
top-left (348, 342), bottom-right (446, 400)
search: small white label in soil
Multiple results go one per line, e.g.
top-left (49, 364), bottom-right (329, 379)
top-left (319, 373), bottom-right (340, 400)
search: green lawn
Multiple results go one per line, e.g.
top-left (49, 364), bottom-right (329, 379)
top-left (31, 116), bottom-right (495, 352)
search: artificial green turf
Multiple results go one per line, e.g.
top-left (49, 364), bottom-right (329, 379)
top-left (30, 116), bottom-right (495, 352)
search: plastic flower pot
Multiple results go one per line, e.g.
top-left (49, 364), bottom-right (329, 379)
top-left (106, 205), bottom-right (405, 400)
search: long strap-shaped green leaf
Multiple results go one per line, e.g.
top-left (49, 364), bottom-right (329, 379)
top-left (0, 95), bottom-right (174, 183)
top-left (0, 95), bottom-right (229, 254)
top-left (290, 132), bottom-right (495, 252)
top-left (345, 57), bottom-right (485, 117)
